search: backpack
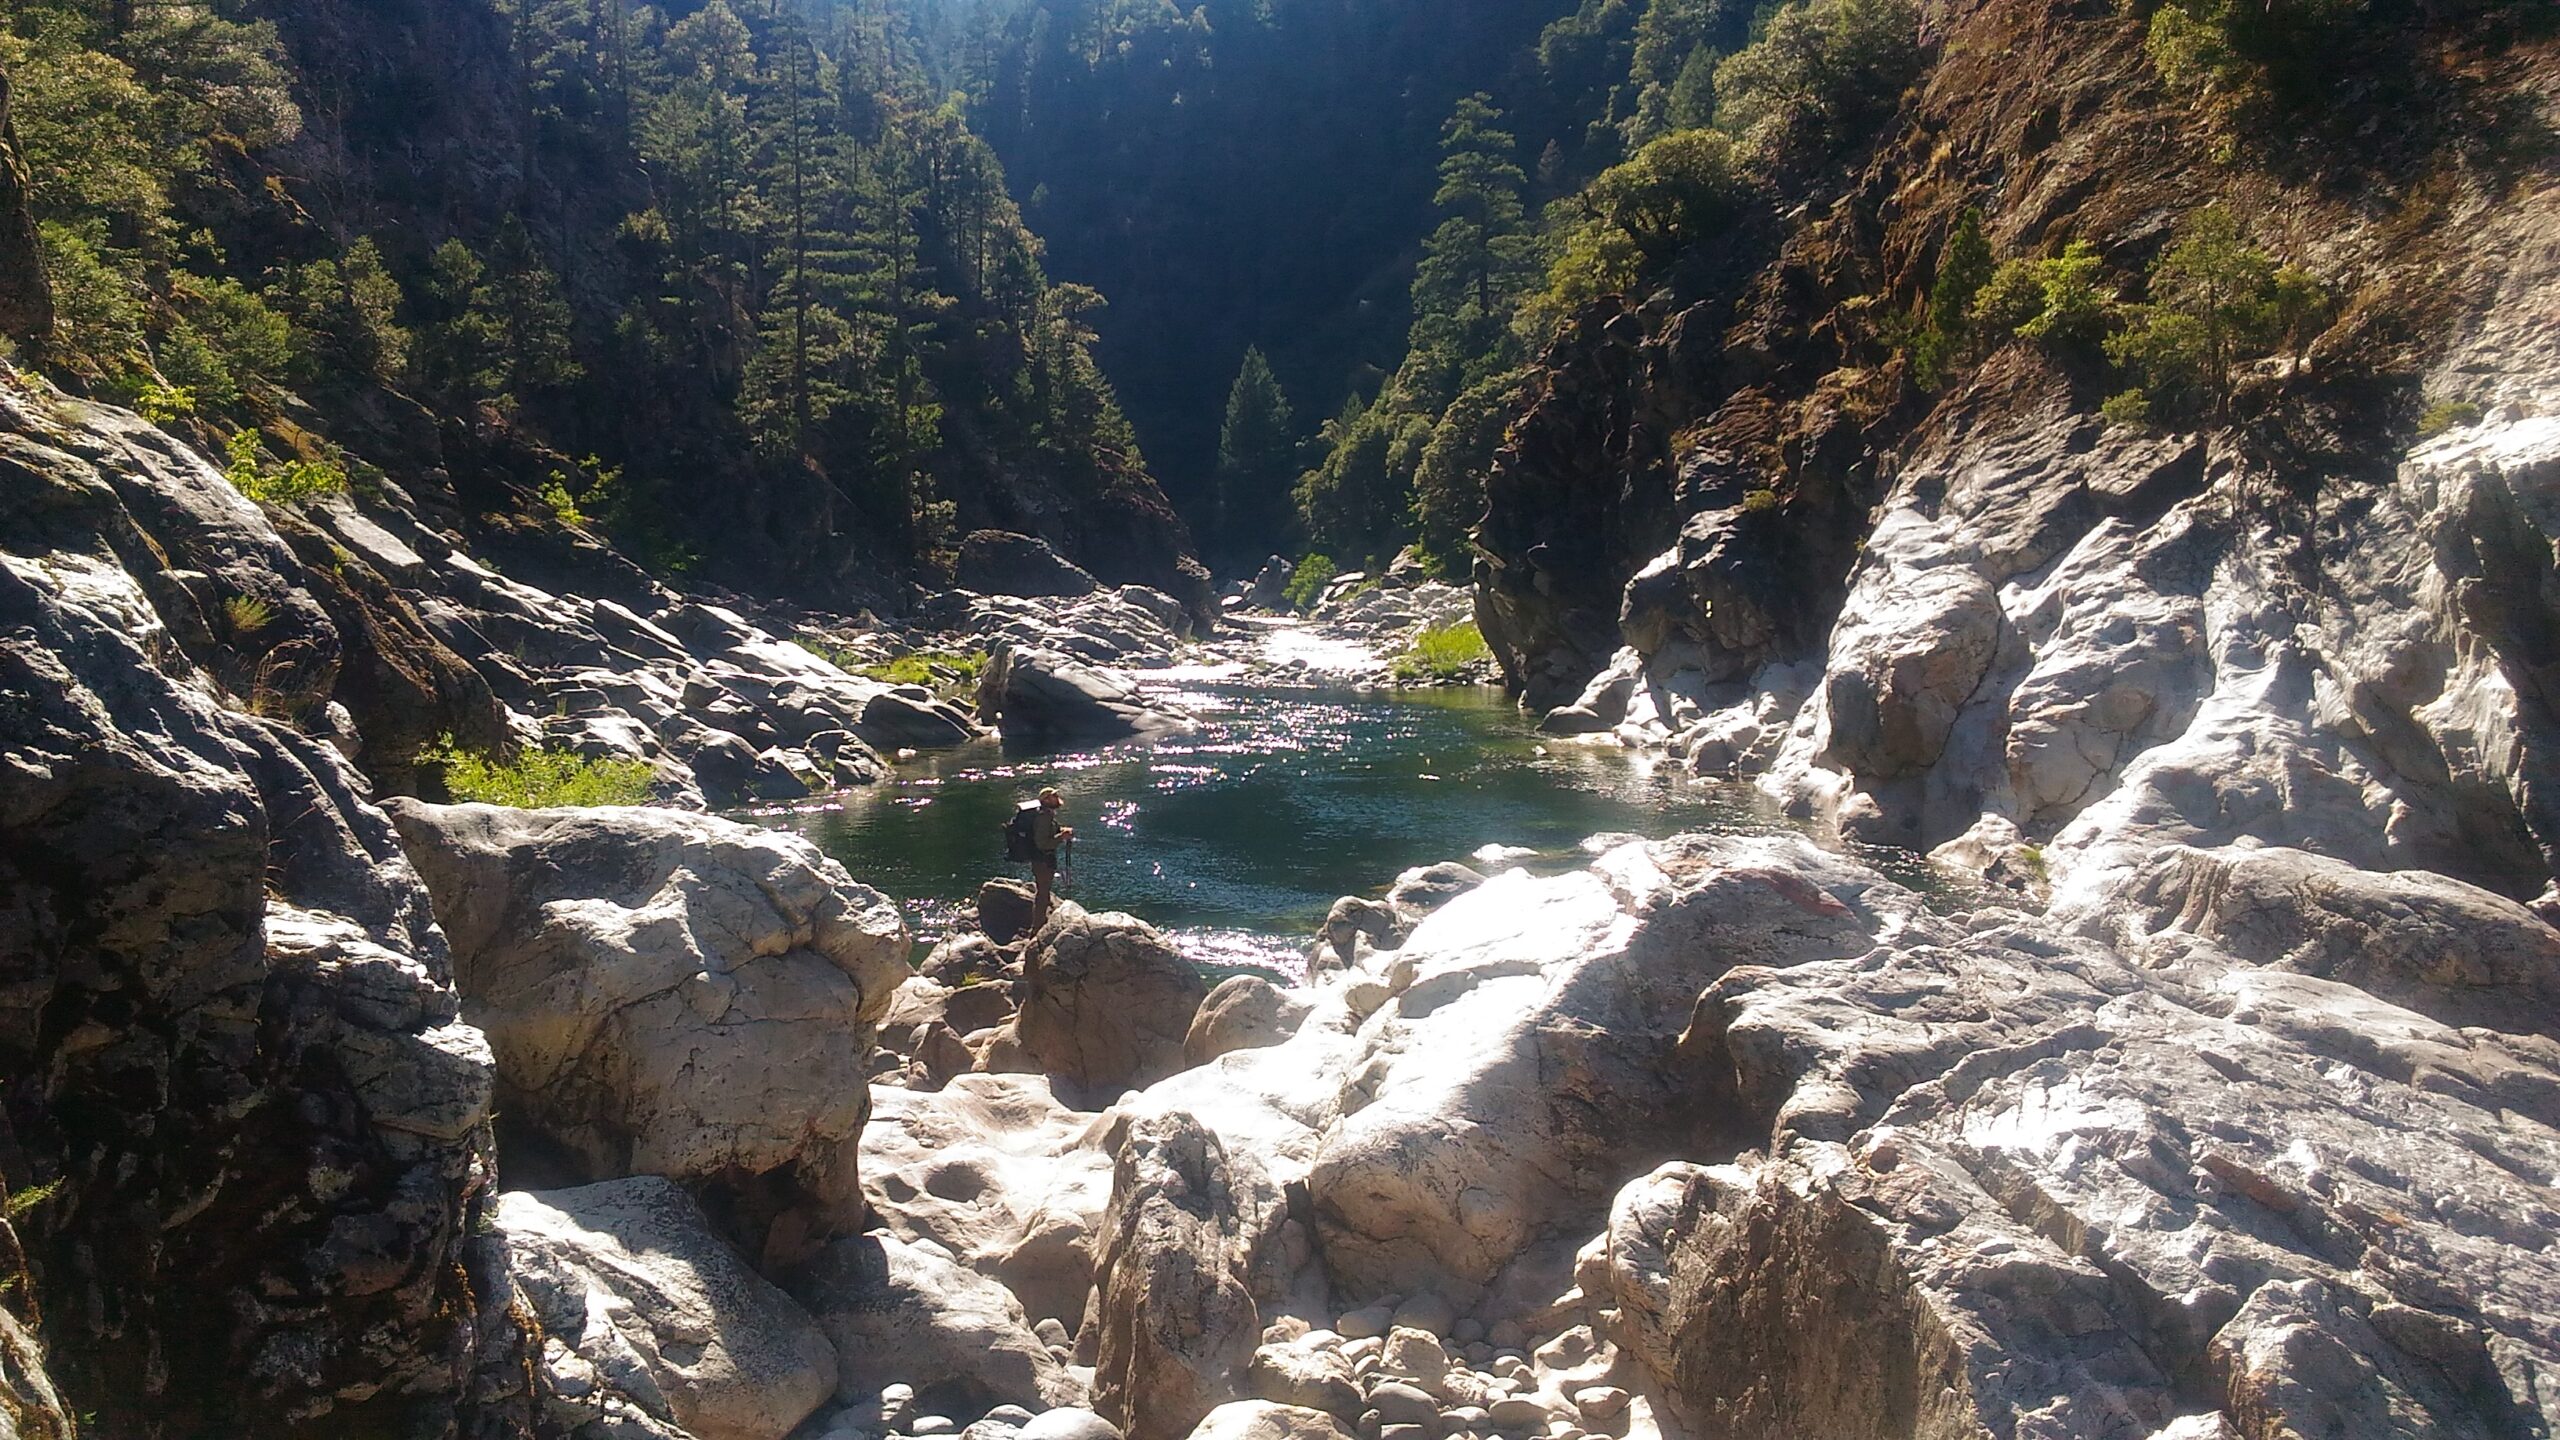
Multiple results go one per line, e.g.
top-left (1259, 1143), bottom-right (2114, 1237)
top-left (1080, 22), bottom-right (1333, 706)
top-left (1003, 801), bottom-right (1042, 862)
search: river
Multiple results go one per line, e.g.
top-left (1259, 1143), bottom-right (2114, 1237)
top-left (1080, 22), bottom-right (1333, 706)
top-left (762, 677), bottom-right (1790, 978)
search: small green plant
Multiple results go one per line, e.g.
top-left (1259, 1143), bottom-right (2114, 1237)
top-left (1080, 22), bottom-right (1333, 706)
top-left (2100, 389), bottom-right (2155, 427)
top-left (1392, 621), bottom-right (1494, 683)
top-left (1283, 554), bottom-right (1341, 611)
top-left (4, 1180), bottom-right (62, 1223)
top-left (219, 594), bottom-right (276, 636)
top-left (135, 380), bottom-right (197, 422)
top-left (425, 737), bottom-right (657, 808)
top-left (539, 475), bottom-right (589, 528)
top-left (2416, 400), bottom-right (2483, 438)
top-left (2015, 844), bottom-right (2050, 882)
top-left (223, 429), bottom-right (347, 505)
top-left (1740, 487), bottom-right (1781, 514)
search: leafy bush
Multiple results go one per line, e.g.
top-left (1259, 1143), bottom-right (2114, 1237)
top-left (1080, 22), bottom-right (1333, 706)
top-left (223, 429), bottom-right (347, 505)
top-left (134, 380), bottom-right (195, 422)
top-left (539, 475), bottom-right (589, 528)
top-left (1740, 486), bottom-right (1781, 514)
top-left (2100, 388), bottom-right (2155, 427)
top-left (1283, 553), bottom-right (1341, 611)
top-left (1392, 622), bottom-right (1494, 683)
top-left (427, 738), bottom-right (658, 809)
top-left (2417, 400), bottom-right (2484, 438)
top-left (1581, 128), bottom-right (1750, 268)
top-left (1974, 240), bottom-right (2114, 347)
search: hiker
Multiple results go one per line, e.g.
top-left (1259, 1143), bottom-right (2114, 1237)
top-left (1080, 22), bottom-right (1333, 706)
top-left (1005, 787), bottom-right (1076, 921)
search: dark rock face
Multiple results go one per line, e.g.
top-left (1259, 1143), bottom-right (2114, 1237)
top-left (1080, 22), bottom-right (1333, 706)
top-left (1474, 300), bottom-right (1677, 713)
top-left (0, 386), bottom-right (527, 1436)
top-left (960, 531), bottom-right (1106, 599)
top-left (0, 64), bottom-right (50, 348)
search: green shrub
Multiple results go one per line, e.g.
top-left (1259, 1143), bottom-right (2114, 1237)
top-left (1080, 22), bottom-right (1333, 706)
top-left (1392, 621), bottom-right (1494, 683)
top-left (135, 380), bottom-right (196, 422)
top-left (2104, 205), bottom-right (2320, 418)
top-left (2100, 389), bottom-right (2155, 427)
top-left (224, 429), bottom-right (348, 505)
top-left (1913, 208), bottom-right (1995, 387)
top-left (427, 738), bottom-right (658, 808)
top-left (2417, 400), bottom-right (2483, 438)
top-left (539, 475), bottom-right (590, 528)
top-left (1283, 553), bottom-right (1341, 611)
top-left (1740, 486), bottom-right (1781, 514)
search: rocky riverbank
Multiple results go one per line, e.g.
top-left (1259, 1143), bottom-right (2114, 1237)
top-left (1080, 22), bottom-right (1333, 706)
top-left (5, 350), bottom-right (2559, 1439)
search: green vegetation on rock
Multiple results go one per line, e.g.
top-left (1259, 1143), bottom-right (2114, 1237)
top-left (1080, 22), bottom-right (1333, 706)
top-left (427, 739), bottom-right (658, 809)
top-left (1393, 621), bottom-right (1494, 683)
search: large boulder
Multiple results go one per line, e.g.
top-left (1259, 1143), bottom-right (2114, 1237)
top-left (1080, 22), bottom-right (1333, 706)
top-left (853, 1073), bottom-right (1117, 1329)
top-left (861, 687), bottom-right (982, 749)
top-left (1244, 558), bottom-right (1295, 612)
top-left (1001, 905), bottom-right (1212, 1101)
top-left (499, 1178), bottom-right (840, 1440)
top-left (1089, 1109), bottom-right (1296, 1440)
top-left (978, 645), bottom-right (1198, 745)
top-left (383, 800), bottom-right (910, 1193)
top-left (1815, 559), bottom-right (2005, 783)
top-left (959, 531), bottom-right (1105, 599)
top-left (799, 1232), bottom-right (1090, 1415)
top-left (1184, 976), bottom-right (1312, 1067)
top-left (1298, 837), bottom-right (1902, 1299)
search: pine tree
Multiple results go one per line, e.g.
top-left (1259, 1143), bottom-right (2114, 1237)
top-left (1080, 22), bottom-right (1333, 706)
top-left (1211, 346), bottom-right (1297, 572)
top-left (1914, 206), bottom-right (1993, 386)
top-left (1414, 95), bottom-right (1534, 329)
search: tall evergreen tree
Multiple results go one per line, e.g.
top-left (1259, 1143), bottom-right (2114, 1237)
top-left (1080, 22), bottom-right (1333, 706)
top-left (1211, 346), bottom-right (1298, 573)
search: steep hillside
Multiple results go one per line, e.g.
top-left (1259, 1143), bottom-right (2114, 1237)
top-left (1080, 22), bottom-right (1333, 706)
top-left (1475, 0), bottom-right (2560, 904)
top-left (2, 0), bottom-right (1206, 610)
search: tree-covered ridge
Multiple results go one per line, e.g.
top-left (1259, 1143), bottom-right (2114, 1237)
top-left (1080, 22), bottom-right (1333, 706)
top-left (2, 0), bottom-right (1191, 599)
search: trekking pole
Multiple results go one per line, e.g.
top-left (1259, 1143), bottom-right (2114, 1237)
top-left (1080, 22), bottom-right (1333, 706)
top-left (1059, 835), bottom-right (1075, 893)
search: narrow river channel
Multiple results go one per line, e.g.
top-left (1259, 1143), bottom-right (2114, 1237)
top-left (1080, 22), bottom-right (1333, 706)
top-left (761, 679), bottom-right (1788, 977)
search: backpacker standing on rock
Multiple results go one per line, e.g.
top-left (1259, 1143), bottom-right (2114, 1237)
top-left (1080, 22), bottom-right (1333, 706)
top-left (1004, 787), bottom-right (1075, 921)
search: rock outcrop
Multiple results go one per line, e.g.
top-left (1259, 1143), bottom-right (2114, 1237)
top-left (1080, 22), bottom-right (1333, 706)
top-left (499, 1178), bottom-right (840, 1440)
top-left (0, 371), bottom-right (527, 1434)
top-left (978, 645), bottom-right (1199, 745)
top-left (385, 800), bottom-right (909, 1204)
top-left (959, 531), bottom-right (1106, 599)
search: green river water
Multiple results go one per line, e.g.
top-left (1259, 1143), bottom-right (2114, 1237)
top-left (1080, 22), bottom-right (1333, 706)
top-left (763, 678), bottom-right (1792, 978)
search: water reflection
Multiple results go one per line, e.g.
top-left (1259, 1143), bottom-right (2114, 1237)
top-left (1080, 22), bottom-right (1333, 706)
top-left (762, 683), bottom-right (1787, 976)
